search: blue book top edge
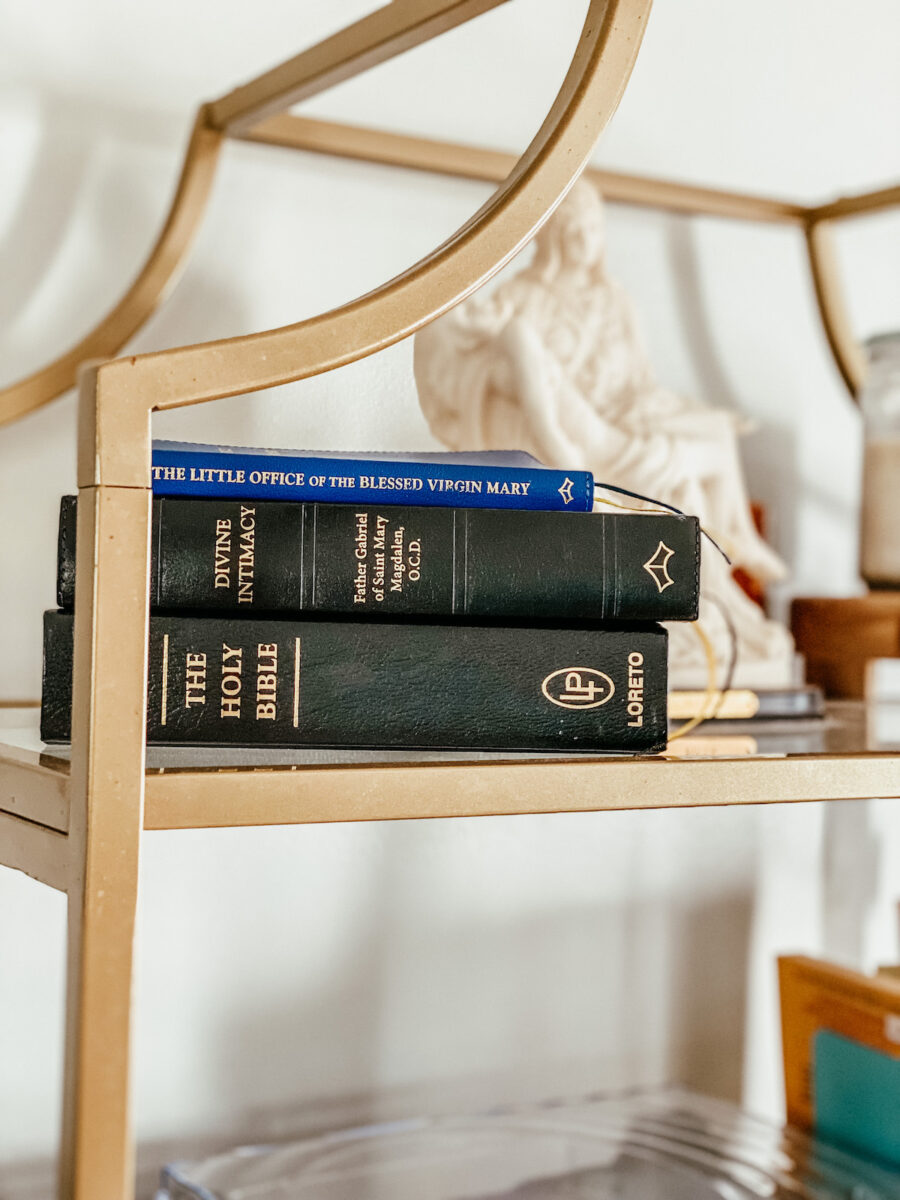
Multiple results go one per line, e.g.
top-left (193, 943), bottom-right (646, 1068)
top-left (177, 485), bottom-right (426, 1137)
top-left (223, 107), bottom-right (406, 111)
top-left (154, 441), bottom-right (542, 468)
top-left (150, 441), bottom-right (594, 512)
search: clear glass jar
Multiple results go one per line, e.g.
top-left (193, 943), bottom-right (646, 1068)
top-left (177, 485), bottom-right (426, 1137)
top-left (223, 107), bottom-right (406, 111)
top-left (860, 332), bottom-right (900, 587)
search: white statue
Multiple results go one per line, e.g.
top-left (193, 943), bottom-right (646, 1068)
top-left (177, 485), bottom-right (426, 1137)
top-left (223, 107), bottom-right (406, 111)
top-left (414, 179), bottom-right (794, 688)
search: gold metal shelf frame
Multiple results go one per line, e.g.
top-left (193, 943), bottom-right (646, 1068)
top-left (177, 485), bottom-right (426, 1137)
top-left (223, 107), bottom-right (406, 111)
top-left (3, 701), bottom-right (899, 843)
top-left (1, 5), bottom-right (898, 424)
top-left (4, 3), bottom-right (658, 1197)
top-left (1, 4), bottom-right (898, 1200)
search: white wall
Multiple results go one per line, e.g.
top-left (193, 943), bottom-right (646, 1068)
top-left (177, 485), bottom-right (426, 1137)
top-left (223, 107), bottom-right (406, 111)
top-left (1, 0), bottom-right (900, 1177)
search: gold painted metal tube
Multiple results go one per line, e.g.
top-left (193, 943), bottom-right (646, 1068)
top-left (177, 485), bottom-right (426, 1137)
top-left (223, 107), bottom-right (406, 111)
top-left (242, 113), bottom-right (811, 224)
top-left (61, 467), bottom-right (153, 1200)
top-left (84, 0), bottom-right (655, 469)
top-left (0, 811), bottom-right (69, 891)
top-left (0, 751), bottom-right (69, 832)
top-left (142, 752), bottom-right (900, 831)
top-left (811, 181), bottom-right (900, 224)
top-left (0, 9), bottom-right (895, 424)
top-left (209, 0), bottom-right (513, 134)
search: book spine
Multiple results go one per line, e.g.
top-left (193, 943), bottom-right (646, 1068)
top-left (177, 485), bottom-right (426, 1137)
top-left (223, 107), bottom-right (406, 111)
top-left (57, 497), bottom-right (701, 622)
top-left (150, 447), bottom-right (593, 511)
top-left (41, 612), bottom-right (668, 753)
top-left (56, 495), bottom-right (77, 610)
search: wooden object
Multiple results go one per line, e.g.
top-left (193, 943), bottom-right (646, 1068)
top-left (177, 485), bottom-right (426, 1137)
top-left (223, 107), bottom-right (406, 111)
top-left (777, 955), bottom-right (900, 1152)
top-left (791, 594), bottom-right (900, 698)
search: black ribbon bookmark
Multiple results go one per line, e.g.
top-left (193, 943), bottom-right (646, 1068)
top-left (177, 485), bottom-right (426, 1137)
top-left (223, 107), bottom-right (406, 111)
top-left (593, 481), bottom-right (732, 566)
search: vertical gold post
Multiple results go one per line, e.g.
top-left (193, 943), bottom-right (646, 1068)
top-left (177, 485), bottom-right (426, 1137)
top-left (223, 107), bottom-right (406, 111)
top-left (50, 7), bottom-right (653, 1192)
top-left (61, 372), bottom-right (153, 1200)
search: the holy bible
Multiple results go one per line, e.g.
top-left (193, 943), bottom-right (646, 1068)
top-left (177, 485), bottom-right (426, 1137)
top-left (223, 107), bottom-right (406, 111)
top-left (41, 611), bottom-right (668, 753)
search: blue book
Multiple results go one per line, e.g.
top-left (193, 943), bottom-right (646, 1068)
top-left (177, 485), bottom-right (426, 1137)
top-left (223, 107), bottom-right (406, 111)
top-left (150, 442), bottom-right (594, 512)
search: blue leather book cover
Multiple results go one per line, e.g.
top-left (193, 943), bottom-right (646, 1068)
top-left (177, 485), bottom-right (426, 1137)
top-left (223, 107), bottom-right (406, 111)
top-left (150, 442), bottom-right (594, 511)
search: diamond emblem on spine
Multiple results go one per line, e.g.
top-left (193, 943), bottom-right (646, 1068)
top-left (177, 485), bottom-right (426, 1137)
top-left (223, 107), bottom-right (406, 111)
top-left (643, 541), bottom-right (675, 593)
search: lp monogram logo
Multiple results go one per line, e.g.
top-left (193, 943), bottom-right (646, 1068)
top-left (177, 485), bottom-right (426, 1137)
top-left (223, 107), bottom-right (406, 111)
top-left (541, 667), bottom-right (615, 709)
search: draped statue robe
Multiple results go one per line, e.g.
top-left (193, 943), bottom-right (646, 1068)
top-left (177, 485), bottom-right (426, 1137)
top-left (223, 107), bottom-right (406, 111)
top-left (414, 180), bottom-right (794, 688)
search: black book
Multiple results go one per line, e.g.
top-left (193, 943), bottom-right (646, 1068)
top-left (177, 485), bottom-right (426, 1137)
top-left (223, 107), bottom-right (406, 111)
top-left (57, 496), bottom-right (700, 623)
top-left (41, 611), bottom-right (668, 754)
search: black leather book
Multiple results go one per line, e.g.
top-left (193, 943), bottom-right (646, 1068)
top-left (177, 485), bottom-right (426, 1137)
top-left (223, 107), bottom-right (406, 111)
top-left (41, 611), bottom-right (668, 753)
top-left (57, 496), bottom-right (700, 622)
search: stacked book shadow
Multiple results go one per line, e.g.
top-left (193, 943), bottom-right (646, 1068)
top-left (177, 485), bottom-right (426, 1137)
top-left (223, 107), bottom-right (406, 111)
top-left (41, 445), bottom-right (702, 754)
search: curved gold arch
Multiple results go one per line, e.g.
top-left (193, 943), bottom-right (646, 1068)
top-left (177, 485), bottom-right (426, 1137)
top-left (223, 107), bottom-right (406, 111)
top-left (4, 0), bottom-right (648, 430)
top-left (5, 0), bottom-right (893, 428)
top-left (89, 0), bottom-right (654, 488)
top-left (0, 112), bottom-right (222, 427)
top-left (805, 218), bottom-right (867, 400)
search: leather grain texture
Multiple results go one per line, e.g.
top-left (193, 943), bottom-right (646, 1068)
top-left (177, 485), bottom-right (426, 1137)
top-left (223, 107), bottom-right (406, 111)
top-left (57, 497), bottom-right (700, 622)
top-left (41, 610), bottom-right (668, 753)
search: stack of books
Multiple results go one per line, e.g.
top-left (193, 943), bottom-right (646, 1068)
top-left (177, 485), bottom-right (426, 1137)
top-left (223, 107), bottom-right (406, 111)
top-left (40, 442), bottom-right (702, 755)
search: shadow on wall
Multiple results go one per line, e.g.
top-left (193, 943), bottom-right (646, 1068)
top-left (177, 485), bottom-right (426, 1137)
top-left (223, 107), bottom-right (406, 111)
top-left (740, 424), bottom-right (799, 570)
top-left (0, 91), bottom-right (249, 394)
top-left (0, 99), bottom-right (92, 348)
top-left (665, 895), bottom-right (753, 1098)
top-left (663, 215), bottom-right (801, 571)
top-left (193, 850), bottom-right (755, 1154)
top-left (0, 94), bottom-right (254, 698)
top-left (0, 94), bottom-right (155, 386)
top-left (0, 877), bottom-right (755, 1200)
top-left (822, 799), bottom-right (882, 964)
top-left (665, 217), bottom-right (743, 416)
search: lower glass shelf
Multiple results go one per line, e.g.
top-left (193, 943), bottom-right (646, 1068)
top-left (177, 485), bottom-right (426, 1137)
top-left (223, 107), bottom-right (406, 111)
top-left (1, 702), bottom-right (899, 834)
top-left (160, 1088), bottom-right (900, 1199)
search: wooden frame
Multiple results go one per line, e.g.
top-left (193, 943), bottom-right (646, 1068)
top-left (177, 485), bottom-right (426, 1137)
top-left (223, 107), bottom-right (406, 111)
top-left (0, 2), bottom-right (898, 1197)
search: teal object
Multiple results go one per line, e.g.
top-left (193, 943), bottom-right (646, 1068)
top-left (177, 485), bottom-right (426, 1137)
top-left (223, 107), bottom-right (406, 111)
top-left (814, 1029), bottom-right (900, 1166)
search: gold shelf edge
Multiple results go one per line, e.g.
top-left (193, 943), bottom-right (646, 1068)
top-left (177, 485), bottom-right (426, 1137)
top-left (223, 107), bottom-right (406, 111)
top-left (0, 810), bottom-right (70, 891)
top-left (0, 752), bottom-right (70, 833)
top-left (142, 752), bottom-right (900, 830)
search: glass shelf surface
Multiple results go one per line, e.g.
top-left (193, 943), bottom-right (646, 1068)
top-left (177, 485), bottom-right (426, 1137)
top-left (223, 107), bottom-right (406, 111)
top-left (2, 702), bottom-right (899, 833)
top-left (1, 700), bottom-right (898, 769)
top-left (161, 1088), bottom-right (900, 1199)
